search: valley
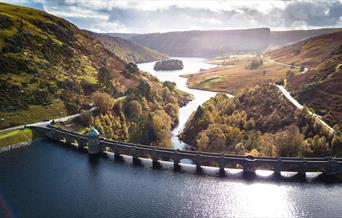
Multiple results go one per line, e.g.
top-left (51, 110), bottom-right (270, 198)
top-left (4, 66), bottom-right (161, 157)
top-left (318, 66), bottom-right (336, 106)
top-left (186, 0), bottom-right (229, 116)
top-left (1, 1), bottom-right (342, 217)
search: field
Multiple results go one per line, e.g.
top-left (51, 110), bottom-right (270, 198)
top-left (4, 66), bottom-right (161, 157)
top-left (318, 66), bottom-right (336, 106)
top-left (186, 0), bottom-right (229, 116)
top-left (184, 55), bottom-right (299, 94)
top-left (0, 99), bottom-right (67, 129)
top-left (0, 128), bottom-right (42, 148)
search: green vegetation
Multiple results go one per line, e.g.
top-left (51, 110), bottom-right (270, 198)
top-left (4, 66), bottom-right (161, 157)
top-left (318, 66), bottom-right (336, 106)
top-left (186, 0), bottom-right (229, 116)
top-left (0, 2), bottom-right (191, 148)
top-left (62, 77), bottom-right (191, 148)
top-left (0, 128), bottom-right (41, 148)
top-left (0, 99), bottom-right (67, 129)
top-left (181, 84), bottom-right (342, 157)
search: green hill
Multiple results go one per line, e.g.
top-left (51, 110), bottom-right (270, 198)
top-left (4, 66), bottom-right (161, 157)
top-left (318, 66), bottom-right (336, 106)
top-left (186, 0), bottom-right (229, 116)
top-left (0, 3), bottom-right (191, 148)
top-left (86, 31), bottom-right (168, 63)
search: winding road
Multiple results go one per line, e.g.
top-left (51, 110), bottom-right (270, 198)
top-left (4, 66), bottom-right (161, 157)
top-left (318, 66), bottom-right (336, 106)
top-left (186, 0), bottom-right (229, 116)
top-left (265, 56), bottom-right (336, 135)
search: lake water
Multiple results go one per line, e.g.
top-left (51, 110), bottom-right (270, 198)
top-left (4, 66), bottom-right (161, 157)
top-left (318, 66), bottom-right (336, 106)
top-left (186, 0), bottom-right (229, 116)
top-left (1, 140), bottom-right (342, 218)
top-left (1, 58), bottom-right (342, 218)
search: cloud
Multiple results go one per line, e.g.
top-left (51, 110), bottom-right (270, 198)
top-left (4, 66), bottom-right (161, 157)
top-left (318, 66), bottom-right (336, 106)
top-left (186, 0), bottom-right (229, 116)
top-left (2, 0), bottom-right (342, 32)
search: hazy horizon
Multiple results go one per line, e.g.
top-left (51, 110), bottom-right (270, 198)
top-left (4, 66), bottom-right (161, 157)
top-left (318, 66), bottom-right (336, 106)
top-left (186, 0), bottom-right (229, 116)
top-left (2, 0), bottom-right (342, 33)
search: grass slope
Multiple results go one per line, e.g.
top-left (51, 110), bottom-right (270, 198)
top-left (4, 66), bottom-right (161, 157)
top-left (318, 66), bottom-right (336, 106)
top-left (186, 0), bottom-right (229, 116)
top-left (0, 3), bottom-right (152, 128)
top-left (0, 128), bottom-right (41, 148)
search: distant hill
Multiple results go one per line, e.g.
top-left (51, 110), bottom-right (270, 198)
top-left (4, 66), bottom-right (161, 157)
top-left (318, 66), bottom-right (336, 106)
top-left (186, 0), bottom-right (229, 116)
top-left (111, 28), bottom-right (271, 57)
top-left (267, 30), bottom-right (342, 129)
top-left (269, 28), bottom-right (340, 50)
top-left (87, 31), bottom-right (168, 63)
top-left (109, 28), bottom-right (340, 57)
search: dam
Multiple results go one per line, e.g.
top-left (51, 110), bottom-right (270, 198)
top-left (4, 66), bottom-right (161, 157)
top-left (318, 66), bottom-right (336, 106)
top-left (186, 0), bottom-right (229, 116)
top-left (32, 125), bottom-right (342, 178)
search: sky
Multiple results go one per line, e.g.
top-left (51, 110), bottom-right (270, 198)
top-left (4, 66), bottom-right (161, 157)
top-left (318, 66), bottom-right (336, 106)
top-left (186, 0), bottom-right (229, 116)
top-left (2, 0), bottom-right (342, 33)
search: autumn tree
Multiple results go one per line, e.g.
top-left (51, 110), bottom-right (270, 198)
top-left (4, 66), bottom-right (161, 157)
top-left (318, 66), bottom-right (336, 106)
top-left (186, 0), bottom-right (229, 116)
top-left (274, 124), bottom-right (304, 157)
top-left (164, 103), bottom-right (179, 126)
top-left (163, 81), bottom-right (176, 91)
top-left (150, 109), bottom-right (172, 147)
top-left (92, 92), bottom-right (115, 113)
top-left (126, 100), bottom-right (142, 118)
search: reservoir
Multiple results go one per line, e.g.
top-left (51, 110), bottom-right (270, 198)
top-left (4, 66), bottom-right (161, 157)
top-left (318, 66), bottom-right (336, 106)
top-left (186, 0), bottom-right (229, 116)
top-left (1, 58), bottom-right (342, 218)
top-left (1, 140), bottom-right (342, 218)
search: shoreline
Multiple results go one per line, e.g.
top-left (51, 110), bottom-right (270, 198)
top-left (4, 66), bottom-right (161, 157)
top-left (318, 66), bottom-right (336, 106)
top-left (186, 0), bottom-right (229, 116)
top-left (0, 140), bottom-right (32, 154)
top-left (0, 138), bottom-right (43, 154)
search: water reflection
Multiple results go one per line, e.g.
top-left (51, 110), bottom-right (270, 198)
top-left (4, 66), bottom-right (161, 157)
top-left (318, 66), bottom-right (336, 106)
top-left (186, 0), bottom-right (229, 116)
top-left (1, 141), bottom-right (342, 218)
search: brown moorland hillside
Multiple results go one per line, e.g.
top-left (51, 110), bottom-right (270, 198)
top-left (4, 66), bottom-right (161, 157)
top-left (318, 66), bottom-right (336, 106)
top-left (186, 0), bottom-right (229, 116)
top-left (269, 31), bottom-right (342, 129)
top-left (183, 55), bottom-right (297, 94)
top-left (269, 28), bottom-right (340, 49)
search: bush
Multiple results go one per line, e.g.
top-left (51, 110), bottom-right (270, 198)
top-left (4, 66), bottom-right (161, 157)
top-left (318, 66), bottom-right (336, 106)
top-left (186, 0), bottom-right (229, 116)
top-left (77, 111), bottom-right (92, 126)
top-left (246, 59), bottom-right (263, 70)
top-left (163, 81), bottom-right (176, 91)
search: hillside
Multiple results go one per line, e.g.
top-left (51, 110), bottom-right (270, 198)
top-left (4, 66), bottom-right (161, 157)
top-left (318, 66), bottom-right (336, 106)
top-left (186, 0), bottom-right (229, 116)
top-left (266, 31), bottom-right (342, 129)
top-left (269, 28), bottom-right (340, 50)
top-left (113, 28), bottom-right (271, 57)
top-left (181, 85), bottom-right (342, 157)
top-left (0, 3), bottom-right (191, 147)
top-left (109, 28), bottom-right (340, 58)
top-left (86, 31), bottom-right (168, 63)
top-left (183, 55), bottom-right (295, 93)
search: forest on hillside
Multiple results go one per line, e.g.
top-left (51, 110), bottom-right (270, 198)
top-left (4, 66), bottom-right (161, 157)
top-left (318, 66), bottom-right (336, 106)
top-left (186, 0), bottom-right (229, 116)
top-left (181, 85), bottom-right (342, 157)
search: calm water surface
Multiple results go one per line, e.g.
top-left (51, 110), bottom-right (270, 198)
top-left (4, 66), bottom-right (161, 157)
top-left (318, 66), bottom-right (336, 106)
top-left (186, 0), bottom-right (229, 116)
top-left (1, 58), bottom-right (342, 218)
top-left (1, 141), bottom-right (342, 218)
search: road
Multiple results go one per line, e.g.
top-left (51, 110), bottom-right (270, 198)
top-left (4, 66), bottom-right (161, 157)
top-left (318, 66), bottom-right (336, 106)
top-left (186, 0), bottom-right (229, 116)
top-left (0, 107), bottom-right (97, 133)
top-left (264, 55), bottom-right (336, 135)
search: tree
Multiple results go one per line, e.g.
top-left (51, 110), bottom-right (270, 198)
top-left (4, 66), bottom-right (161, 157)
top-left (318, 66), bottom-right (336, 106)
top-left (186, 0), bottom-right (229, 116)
top-left (92, 92), bottom-right (115, 113)
top-left (246, 59), bottom-right (263, 70)
top-left (97, 67), bottom-right (115, 93)
top-left (126, 100), bottom-right (142, 117)
top-left (123, 63), bottom-right (139, 78)
top-left (150, 110), bottom-right (172, 147)
top-left (196, 125), bottom-right (226, 152)
top-left (259, 133), bottom-right (276, 156)
top-left (332, 135), bottom-right (342, 156)
top-left (163, 81), bottom-right (176, 91)
top-left (137, 81), bottom-right (153, 100)
top-left (274, 124), bottom-right (304, 157)
top-left (310, 135), bottom-right (330, 156)
top-left (77, 111), bottom-right (92, 126)
top-left (244, 119), bottom-right (255, 131)
top-left (164, 103), bottom-right (179, 126)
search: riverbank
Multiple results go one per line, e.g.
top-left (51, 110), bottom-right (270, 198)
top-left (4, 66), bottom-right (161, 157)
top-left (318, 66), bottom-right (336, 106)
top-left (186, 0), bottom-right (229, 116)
top-left (0, 128), bottom-right (42, 152)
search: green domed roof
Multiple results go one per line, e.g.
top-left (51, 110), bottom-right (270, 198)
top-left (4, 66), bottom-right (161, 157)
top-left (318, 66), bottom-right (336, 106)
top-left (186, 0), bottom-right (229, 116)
top-left (87, 127), bottom-right (99, 137)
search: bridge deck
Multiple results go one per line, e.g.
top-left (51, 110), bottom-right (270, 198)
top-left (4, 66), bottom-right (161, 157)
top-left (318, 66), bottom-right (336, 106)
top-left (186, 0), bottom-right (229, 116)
top-left (31, 125), bottom-right (342, 176)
